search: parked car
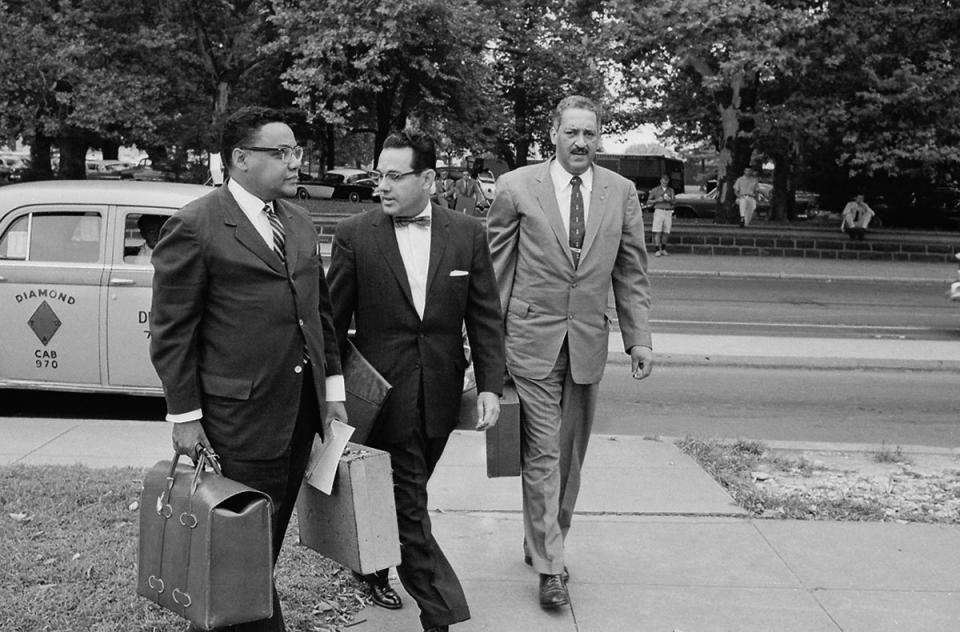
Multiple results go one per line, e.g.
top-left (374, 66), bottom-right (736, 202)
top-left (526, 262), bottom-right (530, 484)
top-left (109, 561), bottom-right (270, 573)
top-left (118, 158), bottom-right (182, 182)
top-left (949, 252), bottom-right (960, 303)
top-left (476, 170), bottom-right (496, 203)
top-left (0, 180), bottom-right (211, 394)
top-left (1, 155), bottom-right (30, 182)
top-left (670, 184), bottom-right (819, 220)
top-left (86, 159), bottom-right (133, 180)
top-left (294, 168), bottom-right (376, 202)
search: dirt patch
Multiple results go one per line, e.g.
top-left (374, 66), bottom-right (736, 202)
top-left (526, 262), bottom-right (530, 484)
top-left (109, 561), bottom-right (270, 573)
top-left (752, 448), bottom-right (960, 523)
top-left (676, 437), bottom-right (960, 523)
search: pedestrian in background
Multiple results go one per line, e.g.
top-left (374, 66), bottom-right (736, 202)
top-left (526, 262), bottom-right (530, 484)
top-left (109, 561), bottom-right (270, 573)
top-left (487, 95), bottom-right (654, 610)
top-left (648, 174), bottom-right (675, 256)
top-left (734, 166), bottom-right (760, 226)
top-left (841, 193), bottom-right (875, 240)
top-left (149, 106), bottom-right (347, 632)
top-left (327, 129), bottom-right (505, 632)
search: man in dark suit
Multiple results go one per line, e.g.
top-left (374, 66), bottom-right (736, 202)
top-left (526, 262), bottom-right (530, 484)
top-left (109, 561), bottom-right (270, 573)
top-left (150, 106), bottom-right (347, 632)
top-left (327, 130), bottom-right (505, 632)
top-left (487, 95), bottom-right (654, 609)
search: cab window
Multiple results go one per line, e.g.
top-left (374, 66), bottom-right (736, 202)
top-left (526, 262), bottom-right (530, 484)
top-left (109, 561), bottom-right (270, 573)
top-left (123, 213), bottom-right (168, 264)
top-left (0, 211), bottom-right (102, 263)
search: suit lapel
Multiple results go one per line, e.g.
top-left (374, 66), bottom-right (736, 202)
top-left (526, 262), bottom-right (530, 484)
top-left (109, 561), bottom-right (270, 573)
top-left (580, 167), bottom-right (608, 262)
top-left (372, 210), bottom-right (418, 315)
top-left (425, 204), bottom-right (449, 304)
top-left (534, 161), bottom-right (576, 268)
top-left (218, 188), bottom-right (286, 275)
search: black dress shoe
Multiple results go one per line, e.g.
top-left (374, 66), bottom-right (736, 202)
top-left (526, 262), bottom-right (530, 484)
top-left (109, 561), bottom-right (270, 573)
top-left (352, 571), bottom-right (403, 609)
top-left (524, 554), bottom-right (570, 582)
top-left (539, 573), bottom-right (569, 608)
top-left (423, 626), bottom-right (449, 632)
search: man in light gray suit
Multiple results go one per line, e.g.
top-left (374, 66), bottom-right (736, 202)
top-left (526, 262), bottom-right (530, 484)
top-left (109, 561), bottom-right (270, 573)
top-left (486, 95), bottom-right (654, 609)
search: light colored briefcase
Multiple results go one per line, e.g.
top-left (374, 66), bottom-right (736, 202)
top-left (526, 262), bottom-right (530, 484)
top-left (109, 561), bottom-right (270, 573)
top-left (137, 449), bottom-right (274, 629)
top-left (296, 443), bottom-right (401, 575)
top-left (460, 382), bottom-right (522, 477)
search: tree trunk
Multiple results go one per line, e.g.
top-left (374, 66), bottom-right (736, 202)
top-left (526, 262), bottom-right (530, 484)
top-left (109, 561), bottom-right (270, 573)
top-left (373, 91), bottom-right (394, 162)
top-left (714, 70), bottom-right (758, 224)
top-left (29, 127), bottom-right (53, 180)
top-left (324, 123), bottom-right (335, 171)
top-left (769, 153), bottom-right (793, 221)
top-left (101, 140), bottom-right (119, 160)
top-left (58, 133), bottom-right (88, 179)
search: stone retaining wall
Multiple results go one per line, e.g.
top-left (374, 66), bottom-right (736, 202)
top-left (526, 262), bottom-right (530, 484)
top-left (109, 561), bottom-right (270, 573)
top-left (659, 228), bottom-right (959, 262)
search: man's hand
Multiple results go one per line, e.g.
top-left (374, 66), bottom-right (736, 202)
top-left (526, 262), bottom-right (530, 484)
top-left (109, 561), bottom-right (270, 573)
top-left (476, 392), bottom-right (501, 431)
top-left (172, 420), bottom-right (213, 461)
top-left (323, 401), bottom-right (348, 439)
top-left (630, 345), bottom-right (654, 380)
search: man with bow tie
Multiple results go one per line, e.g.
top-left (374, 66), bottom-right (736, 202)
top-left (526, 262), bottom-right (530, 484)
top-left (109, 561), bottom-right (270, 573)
top-left (327, 129), bottom-right (505, 632)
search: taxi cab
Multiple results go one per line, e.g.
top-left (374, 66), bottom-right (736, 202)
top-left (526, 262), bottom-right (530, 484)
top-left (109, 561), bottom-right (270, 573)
top-left (0, 180), bottom-right (211, 395)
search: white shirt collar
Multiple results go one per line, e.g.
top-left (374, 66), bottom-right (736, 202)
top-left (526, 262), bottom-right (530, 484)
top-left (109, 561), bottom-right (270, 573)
top-left (227, 178), bottom-right (271, 219)
top-left (550, 158), bottom-right (593, 193)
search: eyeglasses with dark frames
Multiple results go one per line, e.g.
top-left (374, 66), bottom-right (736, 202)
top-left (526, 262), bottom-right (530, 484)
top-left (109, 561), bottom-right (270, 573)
top-left (370, 169), bottom-right (426, 184)
top-left (239, 145), bottom-right (304, 163)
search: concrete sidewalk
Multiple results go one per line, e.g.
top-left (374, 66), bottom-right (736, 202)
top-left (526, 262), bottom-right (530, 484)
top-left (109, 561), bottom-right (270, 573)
top-left (3, 420), bottom-right (958, 631)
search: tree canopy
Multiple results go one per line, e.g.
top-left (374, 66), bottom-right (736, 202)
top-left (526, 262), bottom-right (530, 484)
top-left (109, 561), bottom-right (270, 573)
top-left (0, 0), bottom-right (958, 227)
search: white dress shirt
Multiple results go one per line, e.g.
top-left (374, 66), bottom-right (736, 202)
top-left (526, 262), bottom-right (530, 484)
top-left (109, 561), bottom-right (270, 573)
top-left (393, 201), bottom-right (433, 320)
top-left (166, 180), bottom-right (344, 423)
top-left (550, 159), bottom-right (593, 238)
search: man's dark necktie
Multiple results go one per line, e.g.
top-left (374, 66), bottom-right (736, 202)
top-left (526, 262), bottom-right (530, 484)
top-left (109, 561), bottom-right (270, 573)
top-left (394, 215), bottom-right (431, 228)
top-left (569, 175), bottom-right (584, 266)
top-left (264, 204), bottom-right (286, 262)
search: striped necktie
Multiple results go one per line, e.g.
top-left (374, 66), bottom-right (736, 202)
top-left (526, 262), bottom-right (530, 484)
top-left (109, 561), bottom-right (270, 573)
top-left (264, 204), bottom-right (285, 262)
top-left (569, 175), bottom-right (584, 266)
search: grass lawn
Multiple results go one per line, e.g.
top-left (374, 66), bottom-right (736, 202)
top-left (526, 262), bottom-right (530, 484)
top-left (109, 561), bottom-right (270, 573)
top-left (1, 465), bottom-right (367, 632)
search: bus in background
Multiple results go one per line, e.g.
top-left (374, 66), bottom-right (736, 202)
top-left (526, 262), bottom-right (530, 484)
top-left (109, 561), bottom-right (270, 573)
top-left (594, 153), bottom-right (684, 206)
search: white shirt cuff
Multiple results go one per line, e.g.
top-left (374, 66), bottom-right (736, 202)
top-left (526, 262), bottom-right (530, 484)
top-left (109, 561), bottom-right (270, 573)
top-left (166, 409), bottom-right (203, 423)
top-left (326, 375), bottom-right (345, 402)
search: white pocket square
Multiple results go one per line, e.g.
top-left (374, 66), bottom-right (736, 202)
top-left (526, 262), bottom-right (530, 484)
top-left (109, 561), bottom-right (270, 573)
top-left (449, 270), bottom-right (469, 277)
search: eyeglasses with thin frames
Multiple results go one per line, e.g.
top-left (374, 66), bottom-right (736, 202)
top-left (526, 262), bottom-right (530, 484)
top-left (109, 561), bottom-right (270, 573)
top-left (240, 145), bottom-right (304, 164)
top-left (370, 169), bottom-right (426, 184)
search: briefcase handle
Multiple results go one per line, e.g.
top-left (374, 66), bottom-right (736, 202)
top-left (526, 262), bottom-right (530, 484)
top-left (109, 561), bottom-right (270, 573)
top-left (156, 447), bottom-right (224, 517)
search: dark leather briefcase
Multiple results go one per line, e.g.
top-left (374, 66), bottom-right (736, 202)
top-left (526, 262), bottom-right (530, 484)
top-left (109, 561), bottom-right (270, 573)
top-left (137, 449), bottom-right (274, 629)
top-left (343, 341), bottom-right (392, 444)
top-left (460, 382), bottom-right (522, 477)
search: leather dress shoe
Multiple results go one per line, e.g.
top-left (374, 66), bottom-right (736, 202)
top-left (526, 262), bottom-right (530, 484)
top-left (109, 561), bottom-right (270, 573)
top-left (524, 554), bottom-right (570, 582)
top-left (423, 626), bottom-right (449, 632)
top-left (353, 571), bottom-right (403, 609)
top-left (539, 573), bottom-right (569, 608)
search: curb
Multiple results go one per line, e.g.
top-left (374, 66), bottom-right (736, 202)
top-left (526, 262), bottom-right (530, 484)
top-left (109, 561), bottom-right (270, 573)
top-left (649, 268), bottom-right (948, 284)
top-left (606, 351), bottom-right (960, 373)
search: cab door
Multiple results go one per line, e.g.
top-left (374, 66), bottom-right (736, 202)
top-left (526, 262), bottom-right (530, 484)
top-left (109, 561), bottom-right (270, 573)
top-left (0, 207), bottom-right (106, 388)
top-left (104, 207), bottom-right (173, 390)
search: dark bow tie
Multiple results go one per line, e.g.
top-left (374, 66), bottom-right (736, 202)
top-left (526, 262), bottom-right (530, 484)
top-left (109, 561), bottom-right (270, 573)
top-left (394, 215), bottom-right (431, 228)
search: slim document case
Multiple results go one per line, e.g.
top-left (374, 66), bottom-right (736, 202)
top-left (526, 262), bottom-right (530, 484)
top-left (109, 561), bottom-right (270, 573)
top-left (296, 443), bottom-right (400, 575)
top-left (343, 341), bottom-right (392, 444)
top-left (137, 451), bottom-right (274, 629)
top-left (459, 382), bottom-right (522, 477)
top-left (485, 383), bottom-right (521, 477)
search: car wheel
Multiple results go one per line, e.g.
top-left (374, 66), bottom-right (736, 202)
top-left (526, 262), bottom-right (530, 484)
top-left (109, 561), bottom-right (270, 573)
top-left (349, 191), bottom-right (360, 203)
top-left (297, 187), bottom-right (310, 200)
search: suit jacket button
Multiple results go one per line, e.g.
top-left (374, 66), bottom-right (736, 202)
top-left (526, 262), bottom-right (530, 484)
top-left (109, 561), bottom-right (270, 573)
top-left (298, 319), bottom-right (304, 327)
top-left (294, 365), bottom-right (303, 374)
